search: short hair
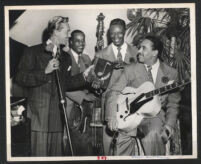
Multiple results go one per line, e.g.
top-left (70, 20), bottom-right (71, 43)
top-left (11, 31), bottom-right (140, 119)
top-left (46, 16), bottom-right (69, 39)
top-left (144, 35), bottom-right (164, 58)
top-left (109, 18), bottom-right (126, 31)
top-left (70, 30), bottom-right (85, 41)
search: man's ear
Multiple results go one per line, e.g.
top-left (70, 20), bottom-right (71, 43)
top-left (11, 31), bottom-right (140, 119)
top-left (69, 38), bottom-right (72, 47)
top-left (153, 50), bottom-right (158, 57)
top-left (53, 29), bottom-right (59, 37)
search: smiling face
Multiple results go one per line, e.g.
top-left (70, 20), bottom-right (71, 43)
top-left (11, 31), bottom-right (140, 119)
top-left (137, 39), bottom-right (158, 65)
top-left (70, 32), bottom-right (85, 55)
top-left (54, 22), bottom-right (71, 45)
top-left (109, 24), bottom-right (125, 47)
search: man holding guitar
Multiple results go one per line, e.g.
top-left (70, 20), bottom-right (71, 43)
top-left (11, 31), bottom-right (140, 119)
top-left (106, 35), bottom-right (181, 155)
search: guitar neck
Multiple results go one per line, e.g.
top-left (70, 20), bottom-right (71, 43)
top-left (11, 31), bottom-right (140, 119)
top-left (145, 80), bottom-right (190, 99)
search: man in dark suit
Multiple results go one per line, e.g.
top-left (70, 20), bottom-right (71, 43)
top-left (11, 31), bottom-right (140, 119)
top-left (95, 18), bottom-right (138, 155)
top-left (16, 16), bottom-right (93, 156)
top-left (106, 35), bottom-right (181, 155)
top-left (64, 30), bottom-right (96, 155)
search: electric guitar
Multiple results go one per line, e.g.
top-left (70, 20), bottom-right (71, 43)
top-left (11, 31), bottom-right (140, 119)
top-left (117, 80), bottom-right (190, 132)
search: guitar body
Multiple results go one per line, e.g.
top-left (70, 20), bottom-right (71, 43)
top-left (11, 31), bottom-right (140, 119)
top-left (117, 81), bottom-right (161, 132)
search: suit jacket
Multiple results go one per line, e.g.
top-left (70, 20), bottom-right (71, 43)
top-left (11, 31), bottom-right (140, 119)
top-left (65, 50), bottom-right (92, 128)
top-left (95, 43), bottom-right (138, 120)
top-left (16, 44), bottom-right (86, 132)
top-left (106, 61), bottom-right (181, 127)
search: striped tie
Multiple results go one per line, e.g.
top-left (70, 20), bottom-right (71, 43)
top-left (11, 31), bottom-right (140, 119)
top-left (117, 47), bottom-right (123, 62)
top-left (77, 54), bottom-right (85, 73)
top-left (147, 65), bottom-right (154, 83)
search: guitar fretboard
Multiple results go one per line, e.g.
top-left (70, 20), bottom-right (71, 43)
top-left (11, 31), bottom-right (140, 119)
top-left (145, 80), bottom-right (190, 99)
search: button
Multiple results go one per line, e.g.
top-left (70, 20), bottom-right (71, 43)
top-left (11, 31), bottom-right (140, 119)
top-left (120, 115), bottom-right (123, 118)
top-left (48, 80), bottom-right (52, 83)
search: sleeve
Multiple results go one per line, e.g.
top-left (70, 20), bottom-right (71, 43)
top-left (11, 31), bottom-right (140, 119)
top-left (105, 66), bottom-right (131, 121)
top-left (15, 47), bottom-right (51, 87)
top-left (165, 70), bottom-right (181, 127)
top-left (64, 73), bottom-right (86, 91)
top-left (65, 91), bottom-right (86, 105)
top-left (86, 55), bottom-right (92, 65)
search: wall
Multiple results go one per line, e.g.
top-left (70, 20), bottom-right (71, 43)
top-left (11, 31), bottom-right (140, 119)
top-left (10, 9), bottom-right (132, 59)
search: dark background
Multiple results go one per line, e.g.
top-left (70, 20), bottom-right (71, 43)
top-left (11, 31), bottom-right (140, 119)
top-left (0, 0), bottom-right (200, 164)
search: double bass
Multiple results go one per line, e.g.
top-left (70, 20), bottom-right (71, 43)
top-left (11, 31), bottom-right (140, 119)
top-left (90, 13), bottom-right (105, 155)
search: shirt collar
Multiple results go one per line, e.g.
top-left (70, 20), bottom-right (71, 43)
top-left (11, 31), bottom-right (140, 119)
top-left (111, 42), bottom-right (127, 60)
top-left (145, 59), bottom-right (160, 71)
top-left (112, 42), bottom-right (127, 51)
top-left (46, 39), bottom-right (58, 56)
top-left (71, 49), bottom-right (80, 64)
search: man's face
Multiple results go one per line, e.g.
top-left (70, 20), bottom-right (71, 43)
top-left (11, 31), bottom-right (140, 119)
top-left (70, 32), bottom-right (85, 55)
top-left (138, 39), bottom-right (157, 64)
top-left (109, 24), bottom-right (125, 47)
top-left (55, 22), bottom-right (71, 45)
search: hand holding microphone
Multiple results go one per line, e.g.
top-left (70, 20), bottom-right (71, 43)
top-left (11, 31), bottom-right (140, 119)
top-left (45, 58), bottom-right (59, 74)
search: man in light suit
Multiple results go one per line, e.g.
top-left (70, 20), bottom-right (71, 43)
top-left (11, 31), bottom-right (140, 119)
top-left (65, 30), bottom-right (96, 155)
top-left (95, 18), bottom-right (138, 155)
top-left (106, 35), bottom-right (181, 155)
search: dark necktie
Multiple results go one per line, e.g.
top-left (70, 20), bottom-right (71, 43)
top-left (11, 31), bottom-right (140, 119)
top-left (147, 65), bottom-right (154, 83)
top-left (77, 54), bottom-right (85, 73)
top-left (117, 47), bottom-right (123, 62)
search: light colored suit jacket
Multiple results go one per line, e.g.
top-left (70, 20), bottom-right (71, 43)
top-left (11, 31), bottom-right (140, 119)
top-left (106, 61), bottom-right (181, 127)
top-left (95, 43), bottom-right (138, 120)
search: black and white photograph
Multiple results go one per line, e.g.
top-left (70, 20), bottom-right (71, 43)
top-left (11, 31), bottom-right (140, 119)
top-left (4, 3), bottom-right (196, 161)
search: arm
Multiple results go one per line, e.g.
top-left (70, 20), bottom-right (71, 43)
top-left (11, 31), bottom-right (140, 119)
top-left (65, 91), bottom-right (86, 105)
top-left (64, 73), bottom-right (86, 91)
top-left (105, 66), bottom-right (131, 121)
top-left (165, 71), bottom-right (181, 127)
top-left (15, 47), bottom-right (51, 87)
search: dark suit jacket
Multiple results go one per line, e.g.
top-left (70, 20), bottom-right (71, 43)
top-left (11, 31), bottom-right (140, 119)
top-left (16, 44), bottom-right (86, 132)
top-left (95, 43), bottom-right (138, 120)
top-left (65, 50), bottom-right (92, 127)
top-left (106, 61), bottom-right (181, 127)
top-left (65, 50), bottom-right (94, 155)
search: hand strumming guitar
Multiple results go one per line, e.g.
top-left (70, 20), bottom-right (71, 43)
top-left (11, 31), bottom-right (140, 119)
top-left (107, 118), bottom-right (118, 131)
top-left (45, 58), bottom-right (59, 74)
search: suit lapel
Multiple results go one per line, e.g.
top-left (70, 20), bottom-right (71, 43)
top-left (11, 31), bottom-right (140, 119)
top-left (124, 44), bottom-right (133, 64)
top-left (155, 61), bottom-right (168, 88)
top-left (68, 50), bottom-right (80, 75)
top-left (138, 63), bottom-right (150, 83)
top-left (124, 49), bottom-right (131, 64)
top-left (105, 44), bottom-right (117, 62)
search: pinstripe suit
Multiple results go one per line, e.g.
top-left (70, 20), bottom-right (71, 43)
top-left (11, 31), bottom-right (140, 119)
top-left (16, 44), bottom-right (86, 156)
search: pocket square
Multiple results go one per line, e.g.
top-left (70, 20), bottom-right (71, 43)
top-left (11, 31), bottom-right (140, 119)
top-left (67, 66), bottom-right (71, 71)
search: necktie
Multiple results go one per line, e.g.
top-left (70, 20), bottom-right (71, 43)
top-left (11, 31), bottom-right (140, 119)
top-left (147, 65), bottom-right (154, 83)
top-left (77, 55), bottom-right (85, 73)
top-left (117, 47), bottom-right (123, 62)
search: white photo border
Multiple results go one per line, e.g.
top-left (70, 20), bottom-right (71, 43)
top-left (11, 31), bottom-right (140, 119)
top-left (5, 3), bottom-right (197, 161)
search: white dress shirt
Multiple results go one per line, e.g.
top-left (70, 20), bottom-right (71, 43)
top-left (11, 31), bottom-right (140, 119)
top-left (112, 42), bottom-right (127, 61)
top-left (71, 49), bottom-right (80, 64)
top-left (145, 59), bottom-right (160, 84)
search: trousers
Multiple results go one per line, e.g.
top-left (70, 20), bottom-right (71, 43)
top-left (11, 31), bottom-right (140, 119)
top-left (31, 131), bottom-right (63, 156)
